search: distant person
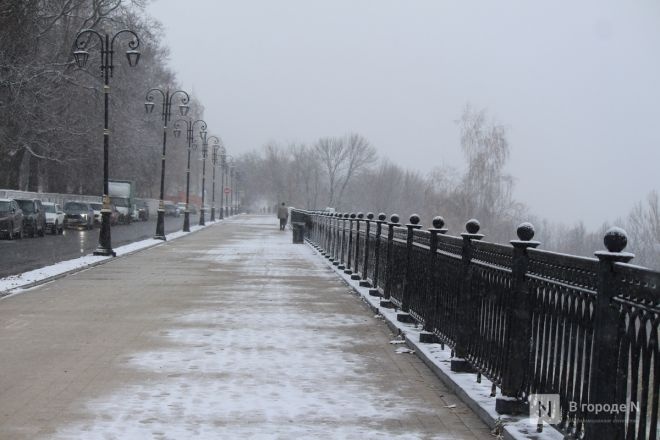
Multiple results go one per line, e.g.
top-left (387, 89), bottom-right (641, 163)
top-left (277, 202), bottom-right (288, 230)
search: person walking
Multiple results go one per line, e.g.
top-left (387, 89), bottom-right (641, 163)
top-left (277, 202), bottom-right (288, 230)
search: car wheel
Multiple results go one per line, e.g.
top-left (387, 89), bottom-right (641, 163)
top-left (58, 224), bottom-right (64, 234)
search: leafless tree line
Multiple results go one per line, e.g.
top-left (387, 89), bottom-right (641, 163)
top-left (0, 0), bottom-right (207, 199)
top-left (239, 106), bottom-right (659, 269)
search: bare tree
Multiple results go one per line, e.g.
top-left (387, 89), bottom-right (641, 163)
top-left (0, 0), bottom-right (189, 198)
top-left (626, 191), bottom-right (660, 269)
top-left (289, 143), bottom-right (321, 209)
top-left (456, 105), bottom-right (519, 241)
top-left (314, 133), bottom-right (377, 208)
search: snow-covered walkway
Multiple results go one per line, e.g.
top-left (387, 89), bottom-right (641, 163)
top-left (0, 215), bottom-right (491, 439)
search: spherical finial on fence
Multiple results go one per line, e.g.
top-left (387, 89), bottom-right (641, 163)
top-left (367, 212), bottom-right (374, 220)
top-left (343, 213), bottom-right (349, 218)
top-left (432, 216), bottom-right (445, 229)
top-left (516, 222), bottom-right (535, 241)
top-left (409, 214), bottom-right (420, 225)
top-left (604, 227), bottom-right (628, 253)
top-left (350, 213), bottom-right (356, 219)
top-left (465, 219), bottom-right (481, 234)
top-left (357, 212), bottom-right (364, 219)
top-left (390, 214), bottom-right (400, 224)
top-left (378, 213), bottom-right (387, 221)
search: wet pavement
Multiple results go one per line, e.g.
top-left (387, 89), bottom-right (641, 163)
top-left (0, 215), bottom-right (492, 440)
top-left (0, 214), bottom-right (199, 278)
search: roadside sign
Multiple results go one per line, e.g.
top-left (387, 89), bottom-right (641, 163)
top-left (224, 187), bottom-right (231, 194)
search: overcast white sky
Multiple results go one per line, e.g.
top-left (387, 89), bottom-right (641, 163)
top-left (145, 0), bottom-right (660, 229)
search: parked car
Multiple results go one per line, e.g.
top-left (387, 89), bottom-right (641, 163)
top-left (0, 198), bottom-right (24, 239)
top-left (131, 205), bottom-right (140, 222)
top-left (42, 202), bottom-right (64, 235)
top-left (90, 202), bottom-right (103, 224)
top-left (109, 204), bottom-right (120, 225)
top-left (188, 204), bottom-right (198, 214)
top-left (63, 201), bottom-right (94, 230)
top-left (176, 202), bottom-right (186, 215)
top-left (90, 203), bottom-right (121, 226)
top-left (15, 198), bottom-right (46, 237)
top-left (164, 202), bottom-right (180, 217)
top-left (136, 200), bottom-right (149, 221)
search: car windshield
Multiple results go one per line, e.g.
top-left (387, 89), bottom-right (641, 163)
top-left (16, 200), bottom-right (34, 213)
top-left (64, 202), bottom-right (87, 212)
top-left (90, 203), bottom-right (102, 210)
top-left (0, 201), bottom-right (11, 213)
top-left (43, 204), bottom-right (56, 213)
top-left (111, 197), bottom-right (128, 207)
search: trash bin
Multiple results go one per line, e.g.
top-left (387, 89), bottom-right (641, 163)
top-left (292, 222), bottom-right (305, 244)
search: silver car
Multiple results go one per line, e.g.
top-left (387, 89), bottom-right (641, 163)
top-left (63, 201), bottom-right (94, 230)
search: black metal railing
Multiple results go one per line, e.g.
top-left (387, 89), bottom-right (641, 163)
top-left (296, 209), bottom-right (659, 440)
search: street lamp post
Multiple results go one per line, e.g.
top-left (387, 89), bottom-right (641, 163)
top-left (222, 154), bottom-right (234, 217)
top-left (223, 155), bottom-right (234, 218)
top-left (144, 88), bottom-right (190, 240)
top-left (73, 28), bottom-right (141, 257)
top-left (206, 136), bottom-right (222, 222)
top-left (218, 147), bottom-right (226, 220)
top-left (173, 118), bottom-right (207, 232)
top-left (229, 164), bottom-right (235, 216)
top-left (233, 169), bottom-right (240, 215)
top-left (198, 132), bottom-right (210, 226)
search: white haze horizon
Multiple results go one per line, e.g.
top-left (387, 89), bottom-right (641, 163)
top-left (146, 0), bottom-right (660, 230)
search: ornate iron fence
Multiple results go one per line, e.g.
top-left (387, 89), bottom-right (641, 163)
top-left (296, 209), bottom-right (659, 440)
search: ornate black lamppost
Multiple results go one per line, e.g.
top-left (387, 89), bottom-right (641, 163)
top-left (227, 159), bottom-right (235, 217)
top-left (233, 169), bottom-right (241, 215)
top-left (223, 155), bottom-right (234, 218)
top-left (206, 136), bottom-right (223, 221)
top-left (173, 118), bottom-right (207, 232)
top-left (217, 147), bottom-right (227, 220)
top-left (73, 28), bottom-right (141, 257)
top-left (144, 88), bottom-right (190, 240)
top-left (198, 133), bottom-right (211, 226)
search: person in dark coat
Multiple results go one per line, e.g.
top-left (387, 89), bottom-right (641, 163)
top-left (277, 202), bottom-right (288, 230)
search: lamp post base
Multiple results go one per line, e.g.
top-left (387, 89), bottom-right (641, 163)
top-left (94, 213), bottom-right (115, 256)
top-left (210, 207), bottom-right (215, 222)
top-left (154, 210), bottom-right (166, 240)
top-left (199, 208), bottom-right (205, 226)
top-left (183, 211), bottom-right (190, 232)
top-left (93, 247), bottom-right (116, 257)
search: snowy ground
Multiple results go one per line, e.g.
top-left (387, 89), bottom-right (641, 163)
top-left (25, 216), bottom-right (491, 440)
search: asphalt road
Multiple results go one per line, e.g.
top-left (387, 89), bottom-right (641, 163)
top-left (0, 214), bottom-right (199, 278)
